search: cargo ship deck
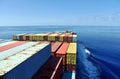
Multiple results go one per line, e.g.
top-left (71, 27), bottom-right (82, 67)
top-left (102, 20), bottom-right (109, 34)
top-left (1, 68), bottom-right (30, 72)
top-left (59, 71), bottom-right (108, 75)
top-left (0, 31), bottom-right (77, 79)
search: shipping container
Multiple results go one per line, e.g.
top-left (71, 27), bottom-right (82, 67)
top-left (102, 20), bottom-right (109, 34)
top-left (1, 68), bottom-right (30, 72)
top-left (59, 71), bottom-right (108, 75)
top-left (55, 33), bottom-right (62, 41)
top-left (66, 43), bottom-right (77, 65)
top-left (0, 42), bottom-right (38, 60)
top-left (61, 33), bottom-right (72, 42)
top-left (51, 42), bottom-right (63, 55)
top-left (59, 34), bottom-right (65, 42)
top-left (72, 35), bottom-right (77, 42)
top-left (27, 34), bottom-right (35, 41)
top-left (35, 34), bottom-right (48, 41)
top-left (0, 41), bottom-right (27, 52)
top-left (0, 41), bottom-right (17, 47)
top-left (43, 32), bottom-right (53, 41)
top-left (48, 33), bottom-right (59, 41)
top-left (19, 34), bottom-right (32, 41)
top-left (56, 43), bottom-right (69, 65)
top-left (13, 33), bottom-right (26, 40)
top-left (32, 56), bottom-right (63, 79)
top-left (0, 39), bottom-right (12, 44)
top-left (0, 42), bottom-right (51, 79)
top-left (19, 35), bottom-right (24, 41)
top-left (66, 65), bottom-right (76, 71)
top-left (67, 34), bottom-right (73, 43)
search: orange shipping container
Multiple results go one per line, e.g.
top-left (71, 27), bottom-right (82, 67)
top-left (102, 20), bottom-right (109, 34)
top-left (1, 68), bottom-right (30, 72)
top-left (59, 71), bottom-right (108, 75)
top-left (56, 43), bottom-right (69, 65)
top-left (0, 41), bottom-right (27, 52)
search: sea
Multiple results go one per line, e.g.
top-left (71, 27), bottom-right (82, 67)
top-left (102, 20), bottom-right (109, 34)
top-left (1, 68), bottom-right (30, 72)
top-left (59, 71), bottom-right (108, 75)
top-left (0, 26), bottom-right (120, 79)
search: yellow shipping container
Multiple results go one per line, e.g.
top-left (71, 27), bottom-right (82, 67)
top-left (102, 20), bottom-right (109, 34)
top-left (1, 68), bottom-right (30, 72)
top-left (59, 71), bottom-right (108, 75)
top-left (32, 35), bottom-right (36, 41)
top-left (29, 35), bottom-right (33, 41)
top-left (67, 43), bottom-right (76, 53)
top-left (13, 35), bottom-right (17, 40)
top-left (35, 34), bottom-right (47, 41)
top-left (66, 54), bottom-right (76, 64)
top-left (66, 43), bottom-right (77, 65)
top-left (59, 34), bottom-right (65, 42)
top-left (22, 35), bottom-right (26, 41)
top-left (48, 34), bottom-right (58, 41)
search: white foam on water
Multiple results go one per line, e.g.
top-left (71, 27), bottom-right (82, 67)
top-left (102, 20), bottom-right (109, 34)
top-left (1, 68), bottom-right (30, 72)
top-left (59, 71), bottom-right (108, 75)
top-left (85, 48), bottom-right (91, 55)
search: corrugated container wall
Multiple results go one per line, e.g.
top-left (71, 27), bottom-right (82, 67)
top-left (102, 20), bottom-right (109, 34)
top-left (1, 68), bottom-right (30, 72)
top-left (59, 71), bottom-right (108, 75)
top-left (66, 43), bottom-right (77, 71)
top-left (13, 33), bottom-right (26, 40)
top-left (66, 43), bottom-right (76, 65)
top-left (56, 43), bottom-right (69, 65)
top-left (51, 42), bottom-right (63, 55)
top-left (0, 42), bottom-right (38, 60)
top-left (0, 41), bottom-right (26, 52)
top-left (67, 34), bottom-right (73, 43)
top-left (0, 41), bottom-right (17, 47)
top-left (48, 34), bottom-right (59, 41)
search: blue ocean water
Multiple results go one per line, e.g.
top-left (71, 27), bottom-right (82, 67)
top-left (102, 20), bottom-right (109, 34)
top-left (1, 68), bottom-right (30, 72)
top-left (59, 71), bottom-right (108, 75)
top-left (0, 26), bottom-right (120, 79)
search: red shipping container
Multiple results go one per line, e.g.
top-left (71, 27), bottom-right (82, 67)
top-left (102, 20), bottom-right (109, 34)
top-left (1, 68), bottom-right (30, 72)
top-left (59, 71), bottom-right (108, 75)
top-left (51, 42), bottom-right (63, 55)
top-left (66, 64), bottom-right (76, 71)
top-left (63, 33), bottom-right (71, 42)
top-left (0, 41), bottom-right (27, 52)
top-left (32, 56), bottom-right (63, 79)
top-left (67, 34), bottom-right (73, 43)
top-left (56, 43), bottom-right (69, 65)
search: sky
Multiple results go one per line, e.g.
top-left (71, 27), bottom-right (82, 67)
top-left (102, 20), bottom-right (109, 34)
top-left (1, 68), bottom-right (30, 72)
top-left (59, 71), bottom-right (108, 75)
top-left (0, 0), bottom-right (120, 26)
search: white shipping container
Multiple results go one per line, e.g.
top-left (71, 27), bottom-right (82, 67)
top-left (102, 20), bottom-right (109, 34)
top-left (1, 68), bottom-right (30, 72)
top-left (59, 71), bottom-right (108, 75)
top-left (0, 41), bottom-right (17, 47)
top-left (14, 33), bottom-right (26, 40)
top-left (72, 35), bottom-right (77, 42)
top-left (0, 42), bottom-right (39, 60)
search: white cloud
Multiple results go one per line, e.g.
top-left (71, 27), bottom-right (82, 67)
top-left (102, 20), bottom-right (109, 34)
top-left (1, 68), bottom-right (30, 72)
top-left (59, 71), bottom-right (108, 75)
top-left (77, 12), bottom-right (120, 26)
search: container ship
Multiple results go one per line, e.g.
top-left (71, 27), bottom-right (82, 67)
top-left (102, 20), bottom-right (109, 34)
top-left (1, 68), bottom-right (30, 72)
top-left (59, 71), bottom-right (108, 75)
top-left (0, 31), bottom-right (77, 79)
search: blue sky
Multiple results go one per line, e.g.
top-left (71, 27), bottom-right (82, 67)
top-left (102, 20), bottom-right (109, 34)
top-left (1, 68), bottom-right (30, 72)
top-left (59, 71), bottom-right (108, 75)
top-left (0, 0), bottom-right (120, 26)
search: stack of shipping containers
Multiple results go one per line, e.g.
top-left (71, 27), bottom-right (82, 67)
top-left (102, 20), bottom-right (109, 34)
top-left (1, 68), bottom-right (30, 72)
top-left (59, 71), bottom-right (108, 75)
top-left (66, 43), bottom-right (77, 71)
top-left (13, 31), bottom-right (77, 43)
top-left (13, 33), bottom-right (26, 40)
top-left (48, 33), bottom-right (59, 42)
top-left (0, 31), bottom-right (77, 79)
top-left (0, 41), bottom-right (51, 79)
